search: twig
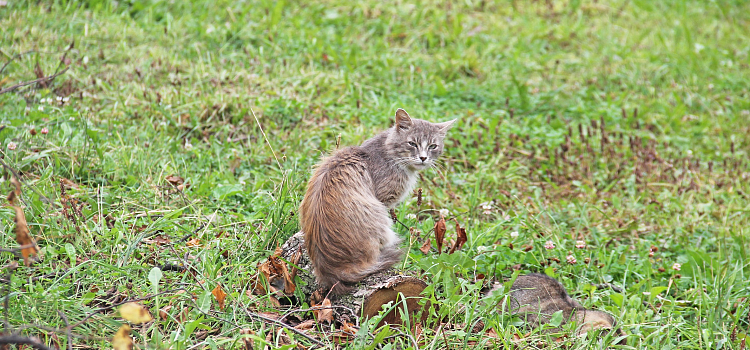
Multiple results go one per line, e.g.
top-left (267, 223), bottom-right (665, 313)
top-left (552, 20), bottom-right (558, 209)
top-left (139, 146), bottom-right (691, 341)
top-left (250, 107), bottom-right (282, 170)
top-left (0, 335), bottom-right (55, 350)
top-left (178, 222), bottom-right (207, 243)
top-left (57, 311), bottom-right (73, 350)
top-left (0, 50), bottom-right (36, 75)
top-left (0, 66), bottom-right (69, 95)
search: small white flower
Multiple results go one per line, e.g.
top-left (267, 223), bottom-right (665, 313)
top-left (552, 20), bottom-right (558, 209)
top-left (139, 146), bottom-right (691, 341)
top-left (62, 97), bottom-right (70, 102)
top-left (38, 106), bottom-right (44, 112)
top-left (7, 142), bottom-right (17, 150)
top-left (672, 263), bottom-right (681, 271)
top-left (56, 96), bottom-right (62, 102)
top-left (25, 107), bottom-right (31, 112)
top-left (544, 241), bottom-right (555, 250)
top-left (83, 56), bottom-right (89, 64)
top-left (575, 240), bottom-right (586, 249)
top-left (439, 208), bottom-right (449, 217)
top-left (510, 231), bottom-right (519, 238)
top-left (642, 292), bottom-right (651, 296)
top-left (406, 214), bottom-right (417, 220)
top-left (566, 255), bottom-right (577, 264)
top-left (481, 203), bottom-right (493, 210)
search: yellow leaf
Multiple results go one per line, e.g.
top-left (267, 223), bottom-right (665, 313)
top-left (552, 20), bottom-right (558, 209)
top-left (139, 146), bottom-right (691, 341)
top-left (212, 284), bottom-right (227, 310)
top-left (112, 324), bottom-right (133, 350)
top-left (119, 302), bottom-right (154, 324)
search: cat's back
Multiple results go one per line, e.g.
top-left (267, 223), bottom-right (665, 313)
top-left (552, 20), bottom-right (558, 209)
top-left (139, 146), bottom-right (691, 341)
top-left (510, 273), bottom-right (580, 313)
top-left (309, 145), bottom-right (371, 185)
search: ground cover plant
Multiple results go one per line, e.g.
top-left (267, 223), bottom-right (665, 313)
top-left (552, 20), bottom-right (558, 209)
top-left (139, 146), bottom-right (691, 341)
top-left (1, 0), bottom-right (749, 348)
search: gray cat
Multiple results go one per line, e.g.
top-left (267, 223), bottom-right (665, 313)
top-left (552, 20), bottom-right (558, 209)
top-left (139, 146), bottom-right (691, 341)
top-left (499, 274), bottom-right (618, 335)
top-left (299, 108), bottom-right (455, 294)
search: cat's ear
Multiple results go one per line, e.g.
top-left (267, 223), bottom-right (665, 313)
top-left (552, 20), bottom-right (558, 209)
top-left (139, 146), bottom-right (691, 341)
top-left (395, 108), bottom-right (413, 131)
top-left (435, 119), bottom-right (457, 135)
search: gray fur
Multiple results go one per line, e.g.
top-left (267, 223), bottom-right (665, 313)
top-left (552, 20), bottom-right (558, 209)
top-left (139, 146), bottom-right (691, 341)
top-left (299, 108), bottom-right (455, 294)
top-left (502, 274), bottom-right (618, 334)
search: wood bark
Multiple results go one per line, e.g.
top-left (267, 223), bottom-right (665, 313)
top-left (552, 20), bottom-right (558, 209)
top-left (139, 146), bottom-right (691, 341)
top-left (280, 231), bottom-right (429, 326)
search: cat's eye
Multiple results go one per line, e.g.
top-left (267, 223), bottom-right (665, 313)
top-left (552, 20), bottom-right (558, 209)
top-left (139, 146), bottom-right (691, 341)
top-left (428, 144), bottom-right (438, 150)
top-left (407, 142), bottom-right (418, 148)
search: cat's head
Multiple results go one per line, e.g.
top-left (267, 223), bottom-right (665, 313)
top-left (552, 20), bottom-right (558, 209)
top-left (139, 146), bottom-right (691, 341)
top-left (386, 108), bottom-right (456, 171)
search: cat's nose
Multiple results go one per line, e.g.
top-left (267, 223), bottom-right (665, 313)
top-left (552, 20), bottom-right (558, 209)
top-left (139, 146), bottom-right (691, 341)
top-left (419, 156), bottom-right (427, 162)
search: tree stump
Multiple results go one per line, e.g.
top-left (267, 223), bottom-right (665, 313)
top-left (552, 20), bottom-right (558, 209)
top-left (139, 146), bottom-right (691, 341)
top-left (280, 232), bottom-right (429, 326)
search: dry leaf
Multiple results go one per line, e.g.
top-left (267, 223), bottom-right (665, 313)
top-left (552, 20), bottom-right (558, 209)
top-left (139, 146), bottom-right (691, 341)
top-left (294, 319), bottom-right (316, 331)
top-left (254, 249), bottom-right (296, 296)
top-left (449, 219), bottom-right (467, 254)
top-left (112, 324), bottom-right (133, 350)
top-left (341, 321), bottom-right (358, 335)
top-left (240, 328), bottom-right (255, 350)
top-left (165, 174), bottom-right (184, 186)
top-left (419, 239), bottom-right (432, 254)
top-left (143, 234), bottom-right (171, 245)
top-left (212, 284), bottom-right (227, 310)
top-left (434, 217), bottom-right (446, 254)
top-left (7, 177), bottom-right (39, 266)
top-left (159, 305), bottom-right (172, 320)
top-left (59, 177), bottom-right (80, 189)
top-left (119, 302), bottom-right (154, 324)
top-left (315, 298), bottom-right (334, 324)
top-left (186, 237), bottom-right (201, 247)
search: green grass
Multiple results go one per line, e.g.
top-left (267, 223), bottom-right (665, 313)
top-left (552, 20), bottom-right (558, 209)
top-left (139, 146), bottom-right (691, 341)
top-left (1, 0), bottom-right (749, 348)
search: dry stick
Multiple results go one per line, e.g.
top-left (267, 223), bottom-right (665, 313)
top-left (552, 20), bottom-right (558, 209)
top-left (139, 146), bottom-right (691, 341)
top-left (56, 311), bottom-right (73, 350)
top-left (0, 335), bottom-right (55, 350)
top-left (250, 107), bottom-right (282, 170)
top-left (0, 50), bottom-right (36, 75)
top-left (0, 66), bottom-right (69, 95)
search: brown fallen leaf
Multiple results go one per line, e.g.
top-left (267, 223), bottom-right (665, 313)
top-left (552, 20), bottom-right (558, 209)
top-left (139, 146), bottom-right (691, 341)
top-left (143, 234), bottom-right (171, 245)
top-left (419, 239), bottom-right (432, 255)
top-left (434, 216), bottom-right (446, 254)
top-left (7, 177), bottom-right (39, 266)
top-left (59, 177), bottom-right (80, 189)
top-left (294, 319), bottom-right (316, 331)
top-left (112, 324), bottom-right (133, 350)
top-left (119, 302), bottom-right (153, 324)
top-left (165, 174), bottom-right (184, 186)
top-left (341, 321), bottom-right (358, 335)
top-left (159, 305), bottom-right (172, 320)
top-left (240, 328), bottom-right (255, 350)
top-left (212, 284), bottom-right (227, 310)
top-left (165, 174), bottom-right (190, 191)
top-left (315, 298), bottom-right (334, 324)
top-left (186, 237), bottom-right (201, 247)
top-left (253, 247), bottom-right (296, 296)
top-left (449, 219), bottom-right (468, 254)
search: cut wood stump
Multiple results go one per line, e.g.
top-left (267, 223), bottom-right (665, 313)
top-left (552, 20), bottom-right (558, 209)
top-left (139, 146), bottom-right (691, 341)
top-left (280, 231), bottom-right (430, 326)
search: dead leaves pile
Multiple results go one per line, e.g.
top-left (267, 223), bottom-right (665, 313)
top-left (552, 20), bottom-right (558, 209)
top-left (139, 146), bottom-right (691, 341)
top-left (253, 247), bottom-right (299, 304)
top-left (7, 177), bottom-right (39, 266)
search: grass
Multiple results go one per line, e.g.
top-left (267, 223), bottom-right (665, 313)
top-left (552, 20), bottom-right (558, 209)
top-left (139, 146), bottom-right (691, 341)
top-left (1, 0), bottom-right (749, 348)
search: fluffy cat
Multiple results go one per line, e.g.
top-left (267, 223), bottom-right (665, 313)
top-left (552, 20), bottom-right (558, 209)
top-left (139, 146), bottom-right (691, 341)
top-left (299, 108), bottom-right (455, 294)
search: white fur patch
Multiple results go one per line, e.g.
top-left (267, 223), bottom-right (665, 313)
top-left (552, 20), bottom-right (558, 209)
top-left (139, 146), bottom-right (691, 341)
top-left (397, 173), bottom-right (418, 204)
